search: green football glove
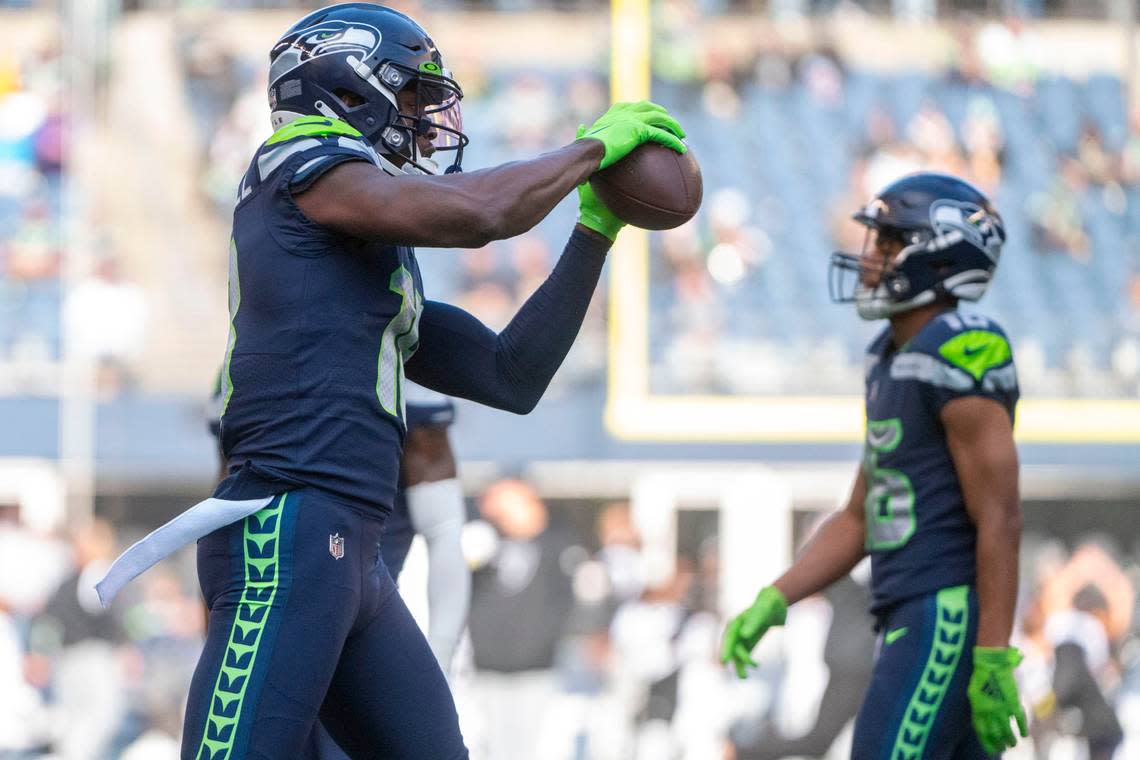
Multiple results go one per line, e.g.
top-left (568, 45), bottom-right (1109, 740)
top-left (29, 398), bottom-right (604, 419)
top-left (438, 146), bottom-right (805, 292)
top-left (577, 100), bottom-right (686, 170)
top-left (968, 646), bottom-right (1029, 754)
top-left (575, 125), bottom-right (625, 241)
top-left (720, 585), bottom-right (788, 679)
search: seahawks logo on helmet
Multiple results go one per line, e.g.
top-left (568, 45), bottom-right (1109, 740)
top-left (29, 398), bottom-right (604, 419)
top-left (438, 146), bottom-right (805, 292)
top-left (929, 200), bottom-right (1003, 264)
top-left (269, 20), bottom-right (383, 87)
top-left (302, 24), bottom-right (381, 57)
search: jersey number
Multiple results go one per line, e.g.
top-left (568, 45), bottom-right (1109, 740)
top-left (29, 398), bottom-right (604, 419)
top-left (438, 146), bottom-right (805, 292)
top-left (863, 418), bottom-right (916, 550)
top-left (377, 266), bottom-right (422, 425)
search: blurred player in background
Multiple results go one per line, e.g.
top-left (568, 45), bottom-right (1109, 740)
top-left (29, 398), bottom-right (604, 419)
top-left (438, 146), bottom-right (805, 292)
top-left (380, 382), bottom-right (468, 672)
top-left (93, 2), bottom-right (688, 758)
top-left (320, 385), bottom-right (471, 753)
top-left (723, 173), bottom-right (1027, 758)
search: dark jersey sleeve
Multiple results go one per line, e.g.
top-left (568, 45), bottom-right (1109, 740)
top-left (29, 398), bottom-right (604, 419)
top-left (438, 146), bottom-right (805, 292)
top-left (903, 312), bottom-right (1019, 420)
top-left (244, 134), bottom-right (382, 255)
top-left (405, 226), bottom-right (609, 413)
top-left (286, 140), bottom-right (378, 193)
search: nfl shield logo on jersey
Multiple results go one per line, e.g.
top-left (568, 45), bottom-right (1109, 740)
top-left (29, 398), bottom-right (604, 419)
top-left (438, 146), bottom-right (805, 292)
top-left (329, 533), bottom-right (345, 560)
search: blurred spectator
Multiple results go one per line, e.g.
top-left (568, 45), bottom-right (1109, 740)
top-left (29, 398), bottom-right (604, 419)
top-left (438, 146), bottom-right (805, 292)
top-left (732, 573), bottom-right (874, 760)
top-left (467, 479), bottom-right (576, 760)
top-left (595, 502), bottom-right (646, 606)
top-left (0, 42), bottom-right (64, 369)
top-left (62, 256), bottom-right (148, 394)
top-left (907, 101), bottom-right (963, 176)
top-left (961, 96), bottom-right (1004, 192)
top-left (1077, 121), bottom-right (1116, 187)
top-left (1027, 157), bottom-right (1091, 261)
top-left (1119, 107), bottom-right (1140, 185)
top-left (975, 15), bottom-right (1042, 94)
top-left (1121, 273), bottom-right (1140, 339)
top-left (1046, 585), bottom-right (1124, 760)
top-left (0, 595), bottom-right (48, 753)
top-left (1024, 541), bottom-right (1134, 760)
top-left (609, 558), bottom-right (696, 757)
top-left (30, 519), bottom-right (127, 760)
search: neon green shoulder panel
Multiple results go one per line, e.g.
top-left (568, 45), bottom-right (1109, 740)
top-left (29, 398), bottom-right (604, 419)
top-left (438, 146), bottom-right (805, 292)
top-left (266, 115), bottom-right (362, 146)
top-left (938, 330), bottom-right (1011, 381)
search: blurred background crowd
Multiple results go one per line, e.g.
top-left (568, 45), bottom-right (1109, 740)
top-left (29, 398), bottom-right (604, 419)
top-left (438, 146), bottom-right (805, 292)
top-left (2, 0), bottom-right (1140, 758)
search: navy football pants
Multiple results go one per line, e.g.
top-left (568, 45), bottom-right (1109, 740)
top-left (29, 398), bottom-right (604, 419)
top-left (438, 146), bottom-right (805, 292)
top-left (181, 490), bottom-right (467, 760)
top-left (851, 585), bottom-right (994, 760)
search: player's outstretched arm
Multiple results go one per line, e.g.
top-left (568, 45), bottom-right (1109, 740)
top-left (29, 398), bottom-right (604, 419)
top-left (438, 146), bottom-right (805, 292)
top-left (943, 396), bottom-right (1028, 754)
top-left (294, 101), bottom-right (685, 249)
top-left (721, 468), bottom-right (868, 678)
top-left (405, 224), bottom-right (609, 414)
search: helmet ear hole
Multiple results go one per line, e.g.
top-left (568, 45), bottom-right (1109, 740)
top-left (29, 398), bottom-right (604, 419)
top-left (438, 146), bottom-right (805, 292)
top-left (333, 88), bottom-right (366, 108)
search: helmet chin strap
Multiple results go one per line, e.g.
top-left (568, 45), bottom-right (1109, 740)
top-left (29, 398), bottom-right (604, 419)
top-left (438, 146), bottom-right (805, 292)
top-left (854, 283), bottom-right (936, 321)
top-left (375, 149), bottom-right (442, 177)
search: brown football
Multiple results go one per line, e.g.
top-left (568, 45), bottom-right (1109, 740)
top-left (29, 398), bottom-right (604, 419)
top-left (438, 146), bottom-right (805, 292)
top-left (590, 143), bottom-right (703, 230)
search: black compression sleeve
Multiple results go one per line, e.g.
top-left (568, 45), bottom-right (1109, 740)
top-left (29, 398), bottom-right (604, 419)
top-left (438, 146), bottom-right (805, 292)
top-left (405, 226), bottom-right (610, 413)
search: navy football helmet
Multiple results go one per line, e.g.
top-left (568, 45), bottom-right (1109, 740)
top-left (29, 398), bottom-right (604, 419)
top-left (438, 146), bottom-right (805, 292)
top-left (830, 173), bottom-right (1005, 320)
top-left (268, 3), bottom-right (467, 175)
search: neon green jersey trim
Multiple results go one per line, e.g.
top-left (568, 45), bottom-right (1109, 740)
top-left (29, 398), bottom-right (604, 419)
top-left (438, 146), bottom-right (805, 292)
top-left (885, 626), bottom-right (909, 646)
top-left (266, 115), bottom-right (362, 146)
top-left (196, 494), bottom-right (286, 760)
top-left (889, 585), bottom-right (969, 760)
top-left (219, 238), bottom-right (240, 417)
top-left (938, 330), bottom-right (1012, 381)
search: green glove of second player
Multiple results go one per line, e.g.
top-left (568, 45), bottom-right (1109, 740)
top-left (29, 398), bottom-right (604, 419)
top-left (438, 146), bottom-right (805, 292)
top-left (968, 646), bottom-right (1029, 754)
top-left (720, 585), bottom-right (788, 679)
top-left (577, 100), bottom-right (686, 170)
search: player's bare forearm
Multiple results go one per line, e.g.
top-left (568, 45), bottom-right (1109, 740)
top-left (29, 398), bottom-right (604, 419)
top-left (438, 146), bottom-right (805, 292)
top-left (449, 141), bottom-right (605, 242)
top-left (294, 141), bottom-right (604, 248)
top-left (943, 396), bottom-right (1021, 647)
top-left (773, 469), bottom-right (867, 605)
top-left (973, 505), bottom-right (1021, 647)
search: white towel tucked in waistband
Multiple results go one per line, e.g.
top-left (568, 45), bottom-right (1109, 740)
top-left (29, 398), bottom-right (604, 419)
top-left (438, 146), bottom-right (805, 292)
top-left (95, 496), bottom-right (274, 608)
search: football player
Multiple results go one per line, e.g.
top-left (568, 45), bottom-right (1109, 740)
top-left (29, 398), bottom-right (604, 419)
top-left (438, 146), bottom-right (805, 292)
top-left (99, 3), bottom-right (687, 759)
top-left (722, 173), bottom-right (1027, 758)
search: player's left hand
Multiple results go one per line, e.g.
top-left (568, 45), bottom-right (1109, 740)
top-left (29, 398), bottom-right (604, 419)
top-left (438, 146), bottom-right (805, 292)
top-left (968, 646), bottom-right (1029, 754)
top-left (577, 100), bottom-right (686, 170)
top-left (575, 126), bottom-right (625, 241)
top-left (720, 585), bottom-right (788, 679)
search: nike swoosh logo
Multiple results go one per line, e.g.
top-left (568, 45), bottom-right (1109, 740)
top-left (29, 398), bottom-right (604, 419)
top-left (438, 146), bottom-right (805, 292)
top-left (962, 345), bottom-right (987, 357)
top-left (867, 429), bottom-right (895, 447)
top-left (885, 626), bottom-right (908, 646)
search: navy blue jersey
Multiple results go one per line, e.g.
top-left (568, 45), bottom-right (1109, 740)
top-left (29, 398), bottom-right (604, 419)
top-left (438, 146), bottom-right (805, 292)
top-left (218, 116), bottom-right (424, 511)
top-left (863, 310), bottom-right (1018, 615)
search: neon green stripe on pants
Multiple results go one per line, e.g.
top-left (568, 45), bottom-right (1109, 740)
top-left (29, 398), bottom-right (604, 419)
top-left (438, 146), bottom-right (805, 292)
top-left (196, 493), bottom-right (287, 760)
top-left (889, 585), bottom-right (969, 760)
